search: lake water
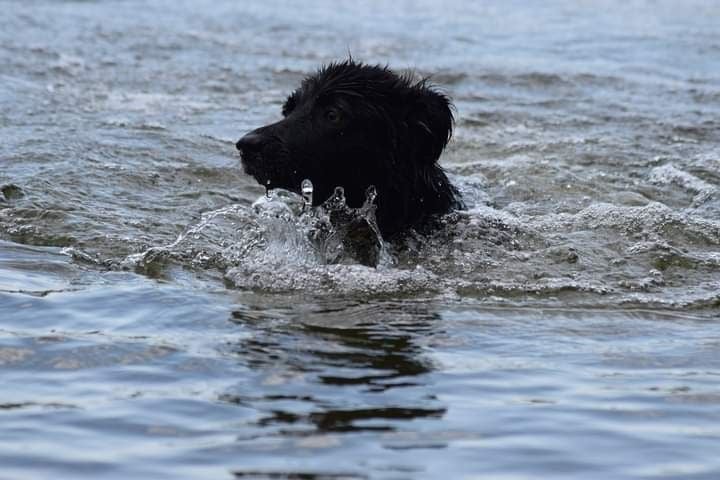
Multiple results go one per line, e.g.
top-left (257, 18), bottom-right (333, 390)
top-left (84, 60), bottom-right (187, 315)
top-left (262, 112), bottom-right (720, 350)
top-left (1, 1), bottom-right (719, 478)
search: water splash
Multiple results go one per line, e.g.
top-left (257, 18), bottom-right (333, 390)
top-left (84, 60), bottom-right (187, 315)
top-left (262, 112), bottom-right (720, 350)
top-left (122, 179), bottom-right (390, 283)
top-left (307, 185), bottom-right (389, 267)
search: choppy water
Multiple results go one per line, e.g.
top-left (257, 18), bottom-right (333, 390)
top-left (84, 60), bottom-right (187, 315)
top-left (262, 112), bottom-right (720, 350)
top-left (1, 0), bottom-right (720, 478)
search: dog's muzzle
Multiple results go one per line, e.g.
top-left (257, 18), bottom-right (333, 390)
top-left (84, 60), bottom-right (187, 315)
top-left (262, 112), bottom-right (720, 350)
top-left (236, 131), bottom-right (265, 174)
top-left (236, 131), bottom-right (264, 158)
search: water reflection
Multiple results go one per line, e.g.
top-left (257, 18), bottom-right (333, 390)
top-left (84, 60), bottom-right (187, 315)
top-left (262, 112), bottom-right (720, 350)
top-left (223, 299), bottom-right (445, 435)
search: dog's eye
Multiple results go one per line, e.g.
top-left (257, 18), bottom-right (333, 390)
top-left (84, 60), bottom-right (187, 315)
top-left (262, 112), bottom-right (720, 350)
top-left (325, 108), bottom-right (342, 124)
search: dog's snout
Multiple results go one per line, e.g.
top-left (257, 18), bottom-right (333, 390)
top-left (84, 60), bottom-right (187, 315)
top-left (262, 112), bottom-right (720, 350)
top-left (236, 131), bottom-right (264, 154)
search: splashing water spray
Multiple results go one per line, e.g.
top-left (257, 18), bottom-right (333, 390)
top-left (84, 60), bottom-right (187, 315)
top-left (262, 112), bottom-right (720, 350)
top-left (123, 177), bottom-right (389, 274)
top-left (301, 180), bottom-right (389, 267)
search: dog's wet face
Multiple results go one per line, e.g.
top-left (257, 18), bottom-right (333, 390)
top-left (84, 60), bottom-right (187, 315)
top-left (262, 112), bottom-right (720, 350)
top-left (236, 60), bottom-right (461, 235)
top-left (236, 74), bottom-right (385, 206)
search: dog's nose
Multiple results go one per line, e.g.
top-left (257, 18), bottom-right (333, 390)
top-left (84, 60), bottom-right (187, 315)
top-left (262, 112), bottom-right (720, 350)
top-left (235, 131), bottom-right (264, 154)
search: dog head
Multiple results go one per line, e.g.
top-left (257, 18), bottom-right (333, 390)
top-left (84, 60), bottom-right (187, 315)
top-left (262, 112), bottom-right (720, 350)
top-left (236, 60), bottom-right (460, 235)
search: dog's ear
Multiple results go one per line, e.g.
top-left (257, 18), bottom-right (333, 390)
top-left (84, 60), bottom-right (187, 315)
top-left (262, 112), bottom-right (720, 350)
top-left (407, 84), bottom-right (454, 165)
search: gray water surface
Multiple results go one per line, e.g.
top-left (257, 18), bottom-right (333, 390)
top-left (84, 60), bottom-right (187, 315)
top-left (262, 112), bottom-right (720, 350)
top-left (1, 1), bottom-right (720, 478)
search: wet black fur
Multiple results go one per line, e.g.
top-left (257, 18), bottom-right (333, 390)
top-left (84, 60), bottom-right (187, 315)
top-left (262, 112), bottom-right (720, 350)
top-left (236, 60), bottom-right (463, 237)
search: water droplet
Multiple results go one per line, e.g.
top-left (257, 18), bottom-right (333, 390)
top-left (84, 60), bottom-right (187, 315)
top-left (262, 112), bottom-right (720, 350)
top-left (364, 185), bottom-right (377, 204)
top-left (301, 179), bottom-right (313, 210)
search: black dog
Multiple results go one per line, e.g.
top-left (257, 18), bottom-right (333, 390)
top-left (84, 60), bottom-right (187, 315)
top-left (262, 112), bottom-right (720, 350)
top-left (236, 60), bottom-right (462, 237)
